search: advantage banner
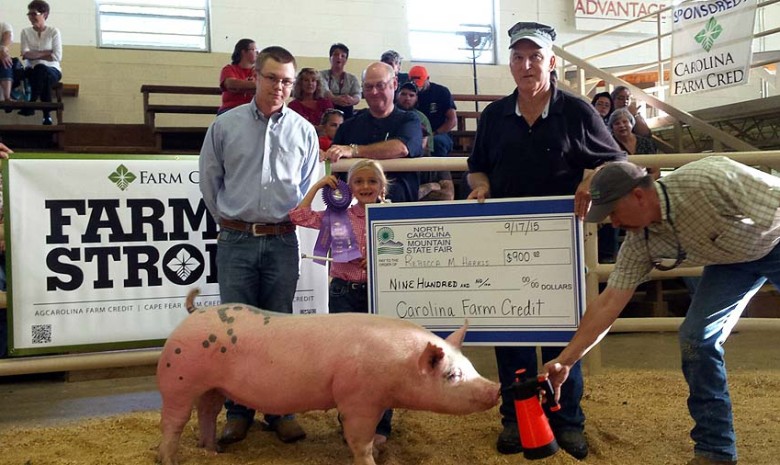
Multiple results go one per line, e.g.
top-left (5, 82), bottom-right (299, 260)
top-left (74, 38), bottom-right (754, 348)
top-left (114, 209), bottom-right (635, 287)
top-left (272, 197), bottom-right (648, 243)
top-left (574, 0), bottom-right (670, 34)
top-left (671, 0), bottom-right (756, 95)
top-left (5, 155), bottom-right (328, 356)
top-left (366, 197), bottom-right (586, 346)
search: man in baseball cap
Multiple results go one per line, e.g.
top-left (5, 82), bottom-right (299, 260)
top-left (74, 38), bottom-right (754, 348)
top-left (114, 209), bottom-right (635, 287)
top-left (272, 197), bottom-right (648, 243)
top-left (584, 161), bottom-right (653, 223)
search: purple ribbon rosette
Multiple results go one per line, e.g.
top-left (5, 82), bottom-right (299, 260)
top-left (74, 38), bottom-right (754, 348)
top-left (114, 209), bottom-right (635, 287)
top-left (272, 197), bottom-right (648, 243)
top-left (312, 179), bottom-right (362, 266)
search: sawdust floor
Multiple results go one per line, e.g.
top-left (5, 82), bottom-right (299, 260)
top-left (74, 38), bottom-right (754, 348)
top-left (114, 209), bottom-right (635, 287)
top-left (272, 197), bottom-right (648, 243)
top-left (0, 332), bottom-right (779, 465)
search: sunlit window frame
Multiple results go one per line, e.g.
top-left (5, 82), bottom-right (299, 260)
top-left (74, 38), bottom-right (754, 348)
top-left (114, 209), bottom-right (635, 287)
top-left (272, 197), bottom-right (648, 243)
top-left (95, 0), bottom-right (211, 52)
top-left (406, 0), bottom-right (497, 65)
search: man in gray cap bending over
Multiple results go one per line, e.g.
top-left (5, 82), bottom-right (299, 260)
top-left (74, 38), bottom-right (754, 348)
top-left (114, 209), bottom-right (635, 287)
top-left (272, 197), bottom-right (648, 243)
top-left (545, 156), bottom-right (780, 465)
top-left (467, 21), bottom-right (624, 459)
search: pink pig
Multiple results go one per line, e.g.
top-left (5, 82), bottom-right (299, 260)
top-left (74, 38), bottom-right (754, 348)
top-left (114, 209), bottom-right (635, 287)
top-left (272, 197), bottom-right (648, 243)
top-left (156, 289), bottom-right (499, 465)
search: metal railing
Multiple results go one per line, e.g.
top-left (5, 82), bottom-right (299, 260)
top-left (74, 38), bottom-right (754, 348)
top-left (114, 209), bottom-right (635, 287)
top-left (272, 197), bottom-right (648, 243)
top-left (3, 153), bottom-right (780, 376)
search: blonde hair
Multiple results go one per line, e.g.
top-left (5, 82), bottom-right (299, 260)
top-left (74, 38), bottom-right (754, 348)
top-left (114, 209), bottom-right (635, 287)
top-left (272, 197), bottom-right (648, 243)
top-left (347, 159), bottom-right (390, 202)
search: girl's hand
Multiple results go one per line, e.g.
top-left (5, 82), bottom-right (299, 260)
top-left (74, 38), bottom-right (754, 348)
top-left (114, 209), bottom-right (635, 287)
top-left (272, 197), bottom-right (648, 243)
top-left (315, 175), bottom-right (339, 190)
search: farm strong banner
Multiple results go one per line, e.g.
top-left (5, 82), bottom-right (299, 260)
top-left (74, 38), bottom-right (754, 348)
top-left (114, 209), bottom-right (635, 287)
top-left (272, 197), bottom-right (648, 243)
top-left (671, 0), bottom-right (757, 95)
top-left (6, 156), bottom-right (327, 355)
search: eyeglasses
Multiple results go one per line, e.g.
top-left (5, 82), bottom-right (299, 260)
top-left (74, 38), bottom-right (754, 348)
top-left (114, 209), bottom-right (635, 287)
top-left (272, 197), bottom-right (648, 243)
top-left (27, 11), bottom-right (43, 17)
top-left (259, 73), bottom-right (295, 89)
top-left (362, 80), bottom-right (392, 93)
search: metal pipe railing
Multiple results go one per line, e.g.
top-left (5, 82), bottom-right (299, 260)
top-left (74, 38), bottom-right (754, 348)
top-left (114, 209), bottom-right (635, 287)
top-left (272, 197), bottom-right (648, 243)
top-left (3, 152), bottom-right (780, 376)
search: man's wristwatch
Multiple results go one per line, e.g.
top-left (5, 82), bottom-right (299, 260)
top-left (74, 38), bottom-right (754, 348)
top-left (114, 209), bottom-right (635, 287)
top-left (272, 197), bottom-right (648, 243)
top-left (349, 143), bottom-right (359, 157)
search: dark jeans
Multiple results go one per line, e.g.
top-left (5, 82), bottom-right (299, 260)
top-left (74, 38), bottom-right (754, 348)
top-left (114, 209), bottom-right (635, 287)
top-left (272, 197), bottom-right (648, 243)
top-left (432, 133), bottom-right (453, 157)
top-left (24, 64), bottom-right (62, 117)
top-left (216, 227), bottom-right (300, 426)
top-left (328, 277), bottom-right (393, 437)
top-left (495, 346), bottom-right (585, 432)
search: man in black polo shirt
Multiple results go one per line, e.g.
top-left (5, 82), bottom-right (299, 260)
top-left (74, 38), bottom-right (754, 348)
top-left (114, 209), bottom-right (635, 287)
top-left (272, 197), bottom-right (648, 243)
top-left (467, 22), bottom-right (625, 460)
top-left (323, 62), bottom-right (422, 203)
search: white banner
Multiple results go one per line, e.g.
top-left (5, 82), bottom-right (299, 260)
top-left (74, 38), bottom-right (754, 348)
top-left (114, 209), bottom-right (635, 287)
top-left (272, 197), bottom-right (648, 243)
top-left (6, 155), bottom-right (328, 355)
top-left (574, 0), bottom-right (670, 33)
top-left (671, 0), bottom-right (756, 95)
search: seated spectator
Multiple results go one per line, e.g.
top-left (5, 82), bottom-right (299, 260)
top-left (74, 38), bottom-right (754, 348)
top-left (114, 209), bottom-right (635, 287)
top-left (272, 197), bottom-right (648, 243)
top-left (0, 19), bottom-right (12, 103)
top-left (380, 49), bottom-right (409, 93)
top-left (591, 91), bottom-right (612, 126)
top-left (19, 0), bottom-right (61, 125)
top-left (289, 67), bottom-right (334, 129)
top-left (320, 43), bottom-right (360, 119)
top-left (408, 65), bottom-right (457, 157)
top-left (318, 108), bottom-right (344, 153)
top-left (611, 85), bottom-right (651, 137)
top-left (609, 108), bottom-right (658, 157)
top-left (218, 38), bottom-right (257, 114)
top-left (395, 81), bottom-right (453, 201)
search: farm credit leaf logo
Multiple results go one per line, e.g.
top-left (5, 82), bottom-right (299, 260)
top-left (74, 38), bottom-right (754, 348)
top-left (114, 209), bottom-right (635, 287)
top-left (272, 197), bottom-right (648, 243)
top-left (695, 17), bottom-right (722, 53)
top-left (109, 164), bottom-right (137, 191)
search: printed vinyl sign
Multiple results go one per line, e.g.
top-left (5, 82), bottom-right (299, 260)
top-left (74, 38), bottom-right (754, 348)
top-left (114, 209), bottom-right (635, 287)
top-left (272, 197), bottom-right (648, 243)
top-left (574, 0), bottom-right (670, 33)
top-left (671, 0), bottom-right (757, 95)
top-left (366, 197), bottom-right (586, 346)
top-left (5, 155), bottom-right (327, 355)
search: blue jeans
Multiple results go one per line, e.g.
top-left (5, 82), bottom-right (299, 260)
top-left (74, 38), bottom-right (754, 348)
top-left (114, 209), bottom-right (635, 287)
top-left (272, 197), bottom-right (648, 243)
top-left (24, 64), bottom-right (61, 116)
top-left (678, 243), bottom-right (780, 462)
top-left (327, 277), bottom-right (393, 437)
top-left (217, 227), bottom-right (300, 425)
top-left (432, 133), bottom-right (453, 157)
top-left (495, 346), bottom-right (585, 432)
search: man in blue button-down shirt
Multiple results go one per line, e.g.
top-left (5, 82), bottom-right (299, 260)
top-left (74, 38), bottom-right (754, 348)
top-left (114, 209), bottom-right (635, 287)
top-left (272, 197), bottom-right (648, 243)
top-left (199, 45), bottom-right (320, 448)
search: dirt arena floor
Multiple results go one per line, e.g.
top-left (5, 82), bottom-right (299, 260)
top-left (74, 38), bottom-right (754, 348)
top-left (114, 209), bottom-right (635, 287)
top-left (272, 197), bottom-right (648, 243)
top-left (1, 332), bottom-right (778, 465)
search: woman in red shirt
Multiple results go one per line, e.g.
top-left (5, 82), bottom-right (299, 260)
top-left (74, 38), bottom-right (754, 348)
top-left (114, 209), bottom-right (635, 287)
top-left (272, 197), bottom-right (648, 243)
top-left (217, 39), bottom-right (256, 114)
top-left (288, 67), bottom-right (333, 130)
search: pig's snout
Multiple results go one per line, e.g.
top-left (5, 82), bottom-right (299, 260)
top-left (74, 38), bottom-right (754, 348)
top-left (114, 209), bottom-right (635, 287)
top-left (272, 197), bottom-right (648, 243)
top-left (473, 380), bottom-right (501, 410)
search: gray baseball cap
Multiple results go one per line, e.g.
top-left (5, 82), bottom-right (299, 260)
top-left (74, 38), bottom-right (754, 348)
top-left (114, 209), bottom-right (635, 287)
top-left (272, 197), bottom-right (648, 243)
top-left (508, 22), bottom-right (557, 49)
top-left (585, 162), bottom-right (651, 223)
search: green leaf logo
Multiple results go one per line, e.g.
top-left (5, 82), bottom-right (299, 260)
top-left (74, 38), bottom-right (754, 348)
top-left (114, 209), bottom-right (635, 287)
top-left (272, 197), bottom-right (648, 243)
top-left (695, 17), bottom-right (723, 52)
top-left (108, 164), bottom-right (137, 191)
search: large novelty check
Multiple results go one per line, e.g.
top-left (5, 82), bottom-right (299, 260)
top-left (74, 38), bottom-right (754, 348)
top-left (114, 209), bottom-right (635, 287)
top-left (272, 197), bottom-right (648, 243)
top-left (366, 197), bottom-right (585, 346)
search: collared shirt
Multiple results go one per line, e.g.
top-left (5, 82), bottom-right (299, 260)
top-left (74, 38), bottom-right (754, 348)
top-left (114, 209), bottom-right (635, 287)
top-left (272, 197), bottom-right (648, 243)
top-left (21, 26), bottom-right (62, 71)
top-left (332, 107), bottom-right (423, 203)
top-left (199, 101), bottom-right (320, 224)
top-left (320, 69), bottom-right (361, 99)
top-left (609, 156), bottom-right (780, 290)
top-left (468, 84), bottom-right (625, 198)
top-left (288, 203), bottom-right (368, 283)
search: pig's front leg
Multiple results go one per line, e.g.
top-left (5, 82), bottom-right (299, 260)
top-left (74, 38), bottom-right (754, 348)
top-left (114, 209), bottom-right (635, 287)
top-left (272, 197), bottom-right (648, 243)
top-left (340, 410), bottom-right (384, 465)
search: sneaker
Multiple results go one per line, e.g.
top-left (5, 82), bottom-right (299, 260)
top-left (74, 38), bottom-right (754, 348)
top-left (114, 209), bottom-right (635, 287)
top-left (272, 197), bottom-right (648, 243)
top-left (42, 116), bottom-right (53, 125)
top-left (687, 457), bottom-right (737, 465)
top-left (496, 423), bottom-right (522, 455)
top-left (555, 428), bottom-right (588, 460)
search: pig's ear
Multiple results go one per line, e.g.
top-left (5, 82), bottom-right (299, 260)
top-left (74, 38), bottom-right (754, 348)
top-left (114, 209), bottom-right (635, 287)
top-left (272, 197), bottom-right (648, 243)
top-left (444, 320), bottom-right (469, 349)
top-left (418, 342), bottom-right (445, 375)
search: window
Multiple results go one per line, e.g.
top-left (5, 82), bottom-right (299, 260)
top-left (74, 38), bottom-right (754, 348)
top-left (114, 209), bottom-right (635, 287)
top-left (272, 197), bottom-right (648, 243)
top-left (96, 0), bottom-right (210, 52)
top-left (407, 0), bottom-right (496, 64)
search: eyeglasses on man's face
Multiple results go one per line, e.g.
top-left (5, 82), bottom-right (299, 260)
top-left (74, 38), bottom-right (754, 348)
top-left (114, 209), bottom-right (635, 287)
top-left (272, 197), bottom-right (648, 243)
top-left (259, 73), bottom-right (295, 89)
top-left (362, 80), bottom-right (392, 93)
top-left (27, 11), bottom-right (43, 17)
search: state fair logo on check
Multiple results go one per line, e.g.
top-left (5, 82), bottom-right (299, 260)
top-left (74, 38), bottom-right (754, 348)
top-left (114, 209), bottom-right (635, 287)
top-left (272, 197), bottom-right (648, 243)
top-left (376, 227), bottom-right (403, 255)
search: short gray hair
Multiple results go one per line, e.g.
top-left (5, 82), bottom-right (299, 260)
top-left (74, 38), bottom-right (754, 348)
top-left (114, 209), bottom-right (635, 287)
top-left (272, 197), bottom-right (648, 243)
top-left (608, 107), bottom-right (635, 129)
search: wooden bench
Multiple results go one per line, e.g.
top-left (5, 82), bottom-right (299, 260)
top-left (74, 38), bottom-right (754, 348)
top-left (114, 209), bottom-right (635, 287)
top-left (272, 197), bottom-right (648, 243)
top-left (141, 85), bottom-right (220, 127)
top-left (0, 82), bottom-right (78, 126)
top-left (450, 94), bottom-right (503, 155)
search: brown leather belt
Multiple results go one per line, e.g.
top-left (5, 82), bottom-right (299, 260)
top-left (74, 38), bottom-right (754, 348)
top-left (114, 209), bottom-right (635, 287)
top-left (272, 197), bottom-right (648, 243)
top-left (220, 219), bottom-right (296, 236)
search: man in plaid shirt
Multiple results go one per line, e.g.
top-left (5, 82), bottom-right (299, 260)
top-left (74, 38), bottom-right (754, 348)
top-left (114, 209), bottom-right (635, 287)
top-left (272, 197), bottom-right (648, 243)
top-left (546, 156), bottom-right (780, 465)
